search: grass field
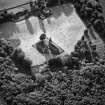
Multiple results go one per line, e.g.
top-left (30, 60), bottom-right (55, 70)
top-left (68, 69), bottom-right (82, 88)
top-left (0, 0), bottom-right (104, 64)
top-left (0, 4), bottom-right (85, 65)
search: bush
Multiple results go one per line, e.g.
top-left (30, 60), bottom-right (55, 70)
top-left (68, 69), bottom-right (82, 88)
top-left (21, 57), bottom-right (32, 74)
top-left (0, 38), bottom-right (14, 57)
top-left (11, 48), bottom-right (32, 75)
top-left (11, 48), bottom-right (25, 61)
top-left (48, 57), bottom-right (63, 69)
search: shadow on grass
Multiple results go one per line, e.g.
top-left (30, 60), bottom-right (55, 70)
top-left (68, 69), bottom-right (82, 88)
top-left (61, 3), bottom-right (73, 17)
top-left (38, 19), bottom-right (46, 33)
top-left (0, 22), bottom-right (20, 38)
top-left (50, 3), bottom-right (73, 19)
top-left (25, 19), bottom-right (34, 35)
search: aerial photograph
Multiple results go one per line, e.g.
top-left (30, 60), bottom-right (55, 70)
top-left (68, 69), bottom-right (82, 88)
top-left (0, 0), bottom-right (105, 105)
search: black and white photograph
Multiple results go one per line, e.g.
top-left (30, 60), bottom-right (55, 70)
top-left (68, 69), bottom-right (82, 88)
top-left (0, 0), bottom-right (105, 105)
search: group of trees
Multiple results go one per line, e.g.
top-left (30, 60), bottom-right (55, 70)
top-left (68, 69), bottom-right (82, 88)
top-left (0, 0), bottom-right (105, 105)
top-left (0, 35), bottom-right (105, 105)
top-left (73, 0), bottom-right (105, 41)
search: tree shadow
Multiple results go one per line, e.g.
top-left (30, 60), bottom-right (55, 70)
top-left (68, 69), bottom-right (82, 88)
top-left (38, 19), bottom-right (46, 33)
top-left (51, 6), bottom-right (62, 19)
top-left (47, 18), bottom-right (52, 24)
top-left (61, 3), bottom-right (74, 17)
top-left (50, 3), bottom-right (73, 19)
top-left (25, 19), bottom-right (34, 35)
top-left (47, 0), bottom-right (58, 7)
top-left (0, 22), bottom-right (20, 38)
